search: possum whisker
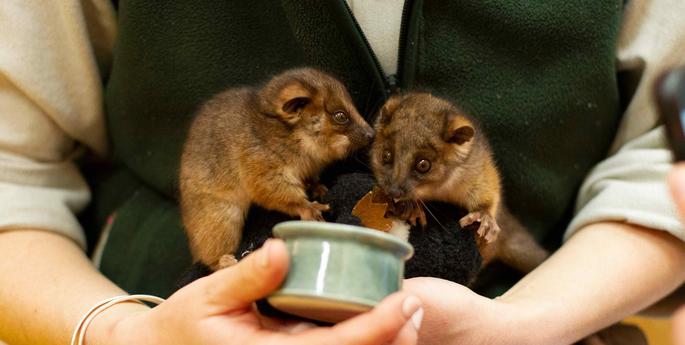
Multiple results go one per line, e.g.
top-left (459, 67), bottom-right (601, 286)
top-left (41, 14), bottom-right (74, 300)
top-left (419, 199), bottom-right (448, 232)
top-left (352, 155), bottom-right (373, 171)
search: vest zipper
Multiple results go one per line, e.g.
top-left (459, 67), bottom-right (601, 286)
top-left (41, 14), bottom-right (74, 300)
top-left (395, 0), bottom-right (413, 92)
top-left (342, 1), bottom-right (394, 94)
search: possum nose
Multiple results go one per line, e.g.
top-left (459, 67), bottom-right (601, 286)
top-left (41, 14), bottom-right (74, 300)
top-left (364, 128), bottom-right (375, 142)
top-left (387, 186), bottom-right (405, 199)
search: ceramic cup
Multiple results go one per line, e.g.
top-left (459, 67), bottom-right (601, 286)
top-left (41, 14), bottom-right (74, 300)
top-left (266, 220), bottom-right (414, 323)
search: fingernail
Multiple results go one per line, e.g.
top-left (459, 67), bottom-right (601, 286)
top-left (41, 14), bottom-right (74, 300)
top-left (411, 307), bottom-right (424, 330)
top-left (288, 322), bottom-right (317, 334)
top-left (402, 296), bottom-right (423, 330)
top-left (259, 239), bottom-right (272, 268)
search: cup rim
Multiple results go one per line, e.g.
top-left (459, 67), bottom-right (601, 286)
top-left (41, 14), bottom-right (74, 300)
top-left (273, 220), bottom-right (414, 260)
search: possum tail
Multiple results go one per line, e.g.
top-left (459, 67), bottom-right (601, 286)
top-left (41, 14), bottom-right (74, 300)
top-left (494, 207), bottom-right (549, 273)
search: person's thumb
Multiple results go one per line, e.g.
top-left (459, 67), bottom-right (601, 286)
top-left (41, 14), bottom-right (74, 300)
top-left (200, 239), bottom-right (290, 311)
top-left (281, 292), bottom-right (422, 345)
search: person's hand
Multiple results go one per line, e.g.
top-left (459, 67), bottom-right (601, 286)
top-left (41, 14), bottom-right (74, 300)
top-left (668, 163), bottom-right (685, 345)
top-left (403, 277), bottom-right (524, 345)
top-left (401, 163), bottom-right (685, 345)
top-left (87, 239), bottom-right (423, 345)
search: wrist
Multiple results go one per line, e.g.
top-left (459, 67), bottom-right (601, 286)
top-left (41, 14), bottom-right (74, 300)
top-left (85, 301), bottom-right (151, 345)
top-left (496, 291), bottom-right (586, 345)
top-left (490, 297), bottom-right (549, 345)
top-left (462, 296), bottom-right (542, 345)
top-left (443, 294), bottom-right (532, 345)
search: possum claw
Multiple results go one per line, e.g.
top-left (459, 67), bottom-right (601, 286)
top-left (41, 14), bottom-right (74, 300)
top-left (299, 201), bottom-right (330, 221)
top-left (460, 211), bottom-right (500, 243)
top-left (407, 201), bottom-right (427, 229)
top-left (299, 208), bottom-right (324, 221)
top-left (417, 204), bottom-right (427, 228)
top-left (310, 201), bottom-right (330, 211)
top-left (218, 254), bottom-right (239, 269)
top-left (390, 200), bottom-right (427, 229)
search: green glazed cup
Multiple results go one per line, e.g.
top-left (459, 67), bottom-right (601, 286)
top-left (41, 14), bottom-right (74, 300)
top-left (267, 220), bottom-right (414, 323)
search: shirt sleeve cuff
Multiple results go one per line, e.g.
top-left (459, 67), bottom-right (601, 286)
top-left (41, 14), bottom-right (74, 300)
top-left (565, 127), bottom-right (685, 242)
top-left (0, 156), bottom-right (89, 249)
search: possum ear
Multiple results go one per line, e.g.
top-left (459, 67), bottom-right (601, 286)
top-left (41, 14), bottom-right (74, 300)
top-left (275, 81), bottom-right (312, 123)
top-left (377, 95), bottom-right (403, 125)
top-left (444, 114), bottom-right (475, 145)
top-left (260, 78), bottom-right (313, 124)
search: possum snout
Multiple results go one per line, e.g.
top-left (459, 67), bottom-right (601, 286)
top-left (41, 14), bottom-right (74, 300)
top-left (348, 122), bottom-right (374, 149)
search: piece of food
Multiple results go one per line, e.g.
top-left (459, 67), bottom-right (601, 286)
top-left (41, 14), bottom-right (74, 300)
top-left (352, 187), bottom-right (394, 232)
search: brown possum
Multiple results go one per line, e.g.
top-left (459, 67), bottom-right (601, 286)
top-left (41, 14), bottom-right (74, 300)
top-left (180, 68), bottom-right (374, 270)
top-left (370, 92), bottom-right (547, 272)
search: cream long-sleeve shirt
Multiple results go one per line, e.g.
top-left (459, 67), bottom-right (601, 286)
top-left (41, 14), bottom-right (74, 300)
top-left (1, 0), bottom-right (684, 251)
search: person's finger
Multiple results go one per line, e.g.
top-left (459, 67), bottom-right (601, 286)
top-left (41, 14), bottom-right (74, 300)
top-left (283, 292), bottom-right (422, 345)
top-left (668, 164), bottom-right (685, 218)
top-left (282, 322), bottom-right (318, 334)
top-left (388, 315), bottom-right (420, 345)
top-left (259, 313), bottom-right (317, 334)
top-left (200, 239), bottom-right (290, 310)
top-left (674, 305), bottom-right (685, 345)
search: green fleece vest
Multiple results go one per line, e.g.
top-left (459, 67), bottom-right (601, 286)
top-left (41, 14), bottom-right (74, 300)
top-left (95, 0), bottom-right (623, 297)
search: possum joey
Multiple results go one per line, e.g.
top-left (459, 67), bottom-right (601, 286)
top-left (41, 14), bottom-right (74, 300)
top-left (180, 68), bottom-right (374, 270)
top-left (370, 93), bottom-right (502, 243)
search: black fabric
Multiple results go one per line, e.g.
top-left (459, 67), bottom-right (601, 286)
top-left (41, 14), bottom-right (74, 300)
top-left (235, 171), bottom-right (482, 285)
top-left (175, 170), bottom-right (481, 300)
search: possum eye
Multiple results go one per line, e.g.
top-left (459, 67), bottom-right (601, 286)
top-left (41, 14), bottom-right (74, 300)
top-left (332, 111), bottom-right (349, 125)
top-left (382, 150), bottom-right (393, 164)
top-left (415, 159), bottom-right (431, 173)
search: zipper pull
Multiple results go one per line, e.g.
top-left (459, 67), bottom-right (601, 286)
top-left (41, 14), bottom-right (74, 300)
top-left (387, 74), bottom-right (400, 94)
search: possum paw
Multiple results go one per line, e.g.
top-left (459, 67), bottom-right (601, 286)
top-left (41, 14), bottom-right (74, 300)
top-left (299, 201), bottom-right (330, 221)
top-left (391, 200), bottom-right (427, 228)
top-left (459, 212), bottom-right (500, 243)
top-left (218, 254), bottom-right (239, 269)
